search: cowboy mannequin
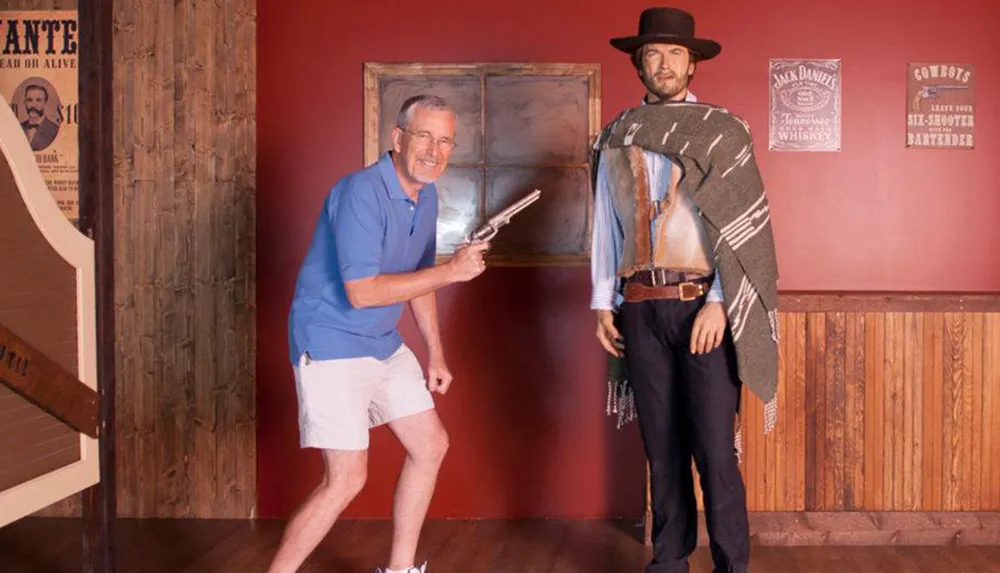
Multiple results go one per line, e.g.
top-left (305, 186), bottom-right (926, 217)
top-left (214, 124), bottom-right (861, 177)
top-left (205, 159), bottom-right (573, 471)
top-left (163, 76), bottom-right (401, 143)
top-left (591, 6), bottom-right (780, 573)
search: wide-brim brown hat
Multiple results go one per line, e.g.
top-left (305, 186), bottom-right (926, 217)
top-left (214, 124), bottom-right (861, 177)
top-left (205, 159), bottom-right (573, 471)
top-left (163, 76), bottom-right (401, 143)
top-left (610, 7), bottom-right (722, 61)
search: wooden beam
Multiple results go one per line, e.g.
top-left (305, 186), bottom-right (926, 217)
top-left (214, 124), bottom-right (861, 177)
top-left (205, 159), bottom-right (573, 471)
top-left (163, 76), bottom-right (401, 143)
top-left (778, 291), bottom-right (1000, 313)
top-left (0, 321), bottom-right (99, 438)
top-left (79, 0), bottom-right (117, 571)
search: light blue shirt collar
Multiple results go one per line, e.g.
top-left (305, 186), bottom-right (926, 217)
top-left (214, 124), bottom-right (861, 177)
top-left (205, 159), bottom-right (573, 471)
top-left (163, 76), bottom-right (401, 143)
top-left (641, 90), bottom-right (698, 105)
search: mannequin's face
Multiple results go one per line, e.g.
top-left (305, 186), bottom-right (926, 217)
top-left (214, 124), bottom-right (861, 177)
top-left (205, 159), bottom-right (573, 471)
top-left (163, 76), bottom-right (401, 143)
top-left (637, 43), bottom-right (695, 102)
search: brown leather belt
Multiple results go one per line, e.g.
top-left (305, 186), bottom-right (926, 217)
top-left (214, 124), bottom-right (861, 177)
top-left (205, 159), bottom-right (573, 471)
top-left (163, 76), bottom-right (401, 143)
top-left (623, 269), bottom-right (713, 303)
top-left (627, 268), bottom-right (711, 287)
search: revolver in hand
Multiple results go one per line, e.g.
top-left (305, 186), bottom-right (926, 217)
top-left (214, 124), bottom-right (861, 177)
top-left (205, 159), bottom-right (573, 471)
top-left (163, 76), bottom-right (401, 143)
top-left (467, 189), bottom-right (542, 242)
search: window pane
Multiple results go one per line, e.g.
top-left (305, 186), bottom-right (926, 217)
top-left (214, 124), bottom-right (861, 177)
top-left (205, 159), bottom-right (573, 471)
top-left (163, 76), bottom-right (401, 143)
top-left (485, 76), bottom-right (590, 166)
top-left (379, 76), bottom-right (483, 165)
top-left (485, 166), bottom-right (589, 257)
top-left (434, 167), bottom-right (483, 254)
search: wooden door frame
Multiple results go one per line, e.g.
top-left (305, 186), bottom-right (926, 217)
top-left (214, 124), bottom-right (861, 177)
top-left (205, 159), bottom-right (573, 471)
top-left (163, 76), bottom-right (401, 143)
top-left (78, 1), bottom-right (116, 572)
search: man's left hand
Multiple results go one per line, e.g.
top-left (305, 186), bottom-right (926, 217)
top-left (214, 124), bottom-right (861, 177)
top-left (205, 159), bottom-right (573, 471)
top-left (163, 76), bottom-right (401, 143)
top-left (690, 302), bottom-right (727, 355)
top-left (427, 353), bottom-right (454, 395)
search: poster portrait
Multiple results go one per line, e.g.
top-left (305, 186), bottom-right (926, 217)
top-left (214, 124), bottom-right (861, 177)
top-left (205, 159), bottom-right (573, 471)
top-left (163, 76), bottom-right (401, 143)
top-left (906, 63), bottom-right (974, 149)
top-left (0, 12), bottom-right (79, 225)
top-left (768, 58), bottom-right (842, 151)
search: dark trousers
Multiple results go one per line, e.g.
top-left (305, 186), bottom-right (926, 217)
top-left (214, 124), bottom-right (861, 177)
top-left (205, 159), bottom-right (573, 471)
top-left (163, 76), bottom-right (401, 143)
top-left (621, 296), bottom-right (750, 573)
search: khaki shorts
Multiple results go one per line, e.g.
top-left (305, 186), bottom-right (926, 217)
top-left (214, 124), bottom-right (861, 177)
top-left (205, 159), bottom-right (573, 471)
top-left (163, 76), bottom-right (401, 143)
top-left (293, 344), bottom-right (435, 450)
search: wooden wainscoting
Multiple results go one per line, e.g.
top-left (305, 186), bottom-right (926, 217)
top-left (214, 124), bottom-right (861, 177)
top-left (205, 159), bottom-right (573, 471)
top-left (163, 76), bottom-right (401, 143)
top-left (666, 292), bottom-right (1000, 544)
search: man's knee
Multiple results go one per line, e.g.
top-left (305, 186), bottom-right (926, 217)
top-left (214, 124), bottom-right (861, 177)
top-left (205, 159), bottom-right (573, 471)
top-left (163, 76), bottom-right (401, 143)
top-left (320, 455), bottom-right (368, 501)
top-left (410, 425), bottom-right (449, 465)
top-left (693, 438), bottom-right (741, 480)
top-left (425, 426), bottom-right (450, 463)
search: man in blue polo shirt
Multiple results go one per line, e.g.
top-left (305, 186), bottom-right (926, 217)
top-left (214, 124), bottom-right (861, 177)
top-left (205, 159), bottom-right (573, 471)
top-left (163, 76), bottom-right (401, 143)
top-left (267, 95), bottom-right (489, 573)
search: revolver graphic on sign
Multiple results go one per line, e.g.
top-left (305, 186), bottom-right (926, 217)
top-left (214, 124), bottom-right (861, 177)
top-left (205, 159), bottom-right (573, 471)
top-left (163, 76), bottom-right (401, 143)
top-left (467, 189), bottom-right (542, 242)
top-left (911, 84), bottom-right (968, 111)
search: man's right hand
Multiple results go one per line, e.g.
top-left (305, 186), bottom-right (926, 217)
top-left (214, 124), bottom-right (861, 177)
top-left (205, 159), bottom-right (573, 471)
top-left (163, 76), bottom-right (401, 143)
top-left (596, 309), bottom-right (625, 357)
top-left (448, 241), bottom-right (491, 282)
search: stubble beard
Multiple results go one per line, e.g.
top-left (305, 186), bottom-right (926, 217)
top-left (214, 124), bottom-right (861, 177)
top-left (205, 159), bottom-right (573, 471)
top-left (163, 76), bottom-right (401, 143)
top-left (644, 72), bottom-right (689, 102)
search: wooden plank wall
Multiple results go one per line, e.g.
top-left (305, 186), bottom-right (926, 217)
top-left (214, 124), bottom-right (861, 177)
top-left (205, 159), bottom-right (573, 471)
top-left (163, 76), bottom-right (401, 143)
top-left (687, 294), bottom-right (1000, 515)
top-left (16, 0), bottom-right (257, 518)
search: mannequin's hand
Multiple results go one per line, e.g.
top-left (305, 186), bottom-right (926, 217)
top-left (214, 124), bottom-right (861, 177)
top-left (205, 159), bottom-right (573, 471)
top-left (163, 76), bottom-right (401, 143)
top-left (690, 302), bottom-right (726, 354)
top-left (596, 310), bottom-right (624, 357)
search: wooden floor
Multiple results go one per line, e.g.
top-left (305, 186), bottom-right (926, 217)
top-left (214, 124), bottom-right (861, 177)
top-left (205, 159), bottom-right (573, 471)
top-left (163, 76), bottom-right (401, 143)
top-left (1, 518), bottom-right (999, 572)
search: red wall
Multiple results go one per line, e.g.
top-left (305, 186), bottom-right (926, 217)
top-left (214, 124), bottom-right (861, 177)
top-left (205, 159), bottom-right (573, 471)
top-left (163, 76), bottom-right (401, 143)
top-left (256, 0), bottom-right (1000, 518)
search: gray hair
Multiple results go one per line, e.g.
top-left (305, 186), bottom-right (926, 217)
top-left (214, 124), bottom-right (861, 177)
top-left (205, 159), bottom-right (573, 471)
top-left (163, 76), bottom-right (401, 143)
top-left (396, 94), bottom-right (453, 129)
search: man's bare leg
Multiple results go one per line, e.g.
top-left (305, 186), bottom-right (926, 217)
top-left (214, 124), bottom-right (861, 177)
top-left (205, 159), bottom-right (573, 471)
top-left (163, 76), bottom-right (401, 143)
top-left (385, 409), bottom-right (449, 570)
top-left (266, 449), bottom-right (368, 573)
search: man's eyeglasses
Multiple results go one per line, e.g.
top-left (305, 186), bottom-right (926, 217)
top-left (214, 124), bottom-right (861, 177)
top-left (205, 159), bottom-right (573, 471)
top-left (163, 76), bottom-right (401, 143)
top-left (402, 129), bottom-right (457, 152)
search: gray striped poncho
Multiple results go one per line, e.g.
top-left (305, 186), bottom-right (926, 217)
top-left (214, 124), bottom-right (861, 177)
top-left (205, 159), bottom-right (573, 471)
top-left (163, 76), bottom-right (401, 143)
top-left (595, 100), bottom-right (780, 438)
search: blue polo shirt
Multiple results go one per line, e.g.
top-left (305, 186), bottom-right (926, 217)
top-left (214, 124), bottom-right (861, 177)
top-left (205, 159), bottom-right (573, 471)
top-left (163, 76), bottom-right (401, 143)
top-left (287, 151), bottom-right (438, 364)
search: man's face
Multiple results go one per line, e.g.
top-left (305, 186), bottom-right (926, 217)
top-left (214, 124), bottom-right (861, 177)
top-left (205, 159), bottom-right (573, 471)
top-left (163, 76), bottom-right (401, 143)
top-left (24, 88), bottom-right (46, 120)
top-left (392, 106), bottom-right (457, 186)
top-left (637, 43), bottom-right (695, 101)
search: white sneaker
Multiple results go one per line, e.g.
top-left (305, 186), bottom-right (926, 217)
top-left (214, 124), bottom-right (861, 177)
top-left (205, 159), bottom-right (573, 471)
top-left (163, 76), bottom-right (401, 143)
top-left (372, 562), bottom-right (427, 573)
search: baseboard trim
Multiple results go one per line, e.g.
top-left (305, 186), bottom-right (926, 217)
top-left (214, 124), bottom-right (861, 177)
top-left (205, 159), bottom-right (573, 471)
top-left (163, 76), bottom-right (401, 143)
top-left (645, 511), bottom-right (1000, 546)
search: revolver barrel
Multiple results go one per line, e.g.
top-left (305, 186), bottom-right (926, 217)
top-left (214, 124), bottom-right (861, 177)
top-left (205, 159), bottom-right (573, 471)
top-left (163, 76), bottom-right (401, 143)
top-left (467, 189), bottom-right (542, 242)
